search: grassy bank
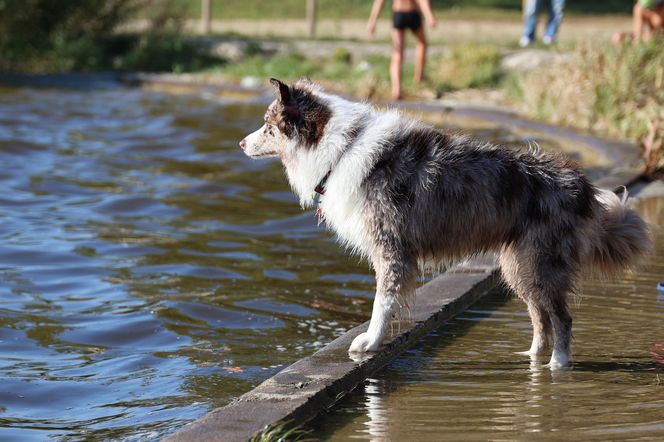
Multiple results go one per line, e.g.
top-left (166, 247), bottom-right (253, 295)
top-left (512, 39), bottom-right (664, 175)
top-left (172, 0), bottom-right (631, 20)
top-left (209, 43), bottom-right (502, 100)
top-left (2, 33), bottom-right (224, 73)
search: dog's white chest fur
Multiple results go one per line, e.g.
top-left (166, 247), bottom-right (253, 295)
top-left (318, 109), bottom-right (404, 258)
top-left (320, 181), bottom-right (372, 257)
top-left (283, 98), bottom-right (404, 259)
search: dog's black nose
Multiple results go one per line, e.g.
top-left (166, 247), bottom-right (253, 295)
top-left (239, 139), bottom-right (246, 150)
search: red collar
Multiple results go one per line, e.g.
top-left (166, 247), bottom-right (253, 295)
top-left (314, 170), bottom-right (331, 195)
top-left (313, 118), bottom-right (367, 197)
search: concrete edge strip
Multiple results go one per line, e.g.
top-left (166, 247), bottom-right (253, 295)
top-left (166, 262), bottom-right (500, 442)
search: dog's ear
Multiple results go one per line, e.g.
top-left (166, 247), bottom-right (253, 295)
top-left (267, 78), bottom-right (299, 136)
top-left (270, 78), bottom-right (291, 103)
top-left (270, 78), bottom-right (300, 128)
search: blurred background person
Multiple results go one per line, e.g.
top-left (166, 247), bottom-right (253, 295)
top-left (632, 0), bottom-right (664, 42)
top-left (612, 0), bottom-right (664, 45)
top-left (367, 0), bottom-right (437, 100)
top-left (519, 0), bottom-right (566, 47)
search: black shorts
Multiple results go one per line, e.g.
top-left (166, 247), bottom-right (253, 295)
top-left (393, 11), bottom-right (422, 31)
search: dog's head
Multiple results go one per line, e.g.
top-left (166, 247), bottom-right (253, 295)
top-left (239, 78), bottom-right (331, 159)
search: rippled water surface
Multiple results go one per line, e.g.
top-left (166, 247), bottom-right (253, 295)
top-left (310, 196), bottom-right (664, 441)
top-left (0, 86), bottom-right (379, 440)
top-left (0, 84), bottom-right (610, 440)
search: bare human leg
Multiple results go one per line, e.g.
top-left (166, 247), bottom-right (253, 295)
top-left (412, 26), bottom-right (427, 84)
top-left (390, 28), bottom-right (405, 100)
top-left (633, 3), bottom-right (646, 43)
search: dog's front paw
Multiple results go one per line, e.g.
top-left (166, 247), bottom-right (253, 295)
top-left (349, 332), bottom-right (381, 353)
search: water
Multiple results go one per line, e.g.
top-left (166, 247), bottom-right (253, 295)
top-left (0, 84), bottom-right (611, 440)
top-left (0, 86), bottom-right (378, 440)
top-left (310, 196), bottom-right (664, 441)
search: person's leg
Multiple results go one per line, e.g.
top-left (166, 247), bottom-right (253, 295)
top-left (413, 26), bottom-right (427, 84)
top-left (649, 4), bottom-right (664, 30)
top-left (390, 28), bottom-right (405, 100)
top-left (544, 0), bottom-right (566, 43)
top-left (521, 0), bottom-right (542, 45)
top-left (634, 3), bottom-right (646, 42)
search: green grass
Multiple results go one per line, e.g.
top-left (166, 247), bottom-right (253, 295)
top-left (429, 44), bottom-right (502, 93)
top-left (209, 50), bottom-right (393, 98)
top-left (2, 33), bottom-right (225, 73)
top-left (207, 42), bottom-right (502, 100)
top-left (249, 421), bottom-right (310, 442)
top-left (173, 0), bottom-right (631, 20)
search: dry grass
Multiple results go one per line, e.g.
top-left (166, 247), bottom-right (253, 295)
top-left (429, 44), bottom-right (502, 94)
top-left (514, 38), bottom-right (664, 175)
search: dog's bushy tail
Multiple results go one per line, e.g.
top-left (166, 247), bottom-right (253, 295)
top-left (588, 189), bottom-right (652, 276)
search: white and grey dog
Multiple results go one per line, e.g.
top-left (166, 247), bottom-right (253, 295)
top-left (240, 78), bottom-right (651, 370)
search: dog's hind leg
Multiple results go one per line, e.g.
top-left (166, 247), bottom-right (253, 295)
top-left (532, 248), bottom-right (578, 370)
top-left (504, 225), bottom-right (579, 370)
top-left (521, 301), bottom-right (551, 356)
top-left (349, 250), bottom-right (417, 353)
top-left (547, 294), bottom-right (573, 369)
top-left (500, 246), bottom-right (551, 356)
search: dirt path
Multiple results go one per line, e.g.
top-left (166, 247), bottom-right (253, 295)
top-left (186, 16), bottom-right (630, 44)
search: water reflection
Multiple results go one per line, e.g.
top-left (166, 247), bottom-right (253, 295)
top-left (362, 378), bottom-right (390, 439)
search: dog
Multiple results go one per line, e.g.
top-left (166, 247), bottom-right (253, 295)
top-left (239, 78), bottom-right (651, 370)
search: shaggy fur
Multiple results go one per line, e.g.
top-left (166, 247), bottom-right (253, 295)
top-left (240, 78), bottom-right (652, 370)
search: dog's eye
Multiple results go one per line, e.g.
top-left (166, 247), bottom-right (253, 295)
top-left (263, 124), bottom-right (275, 136)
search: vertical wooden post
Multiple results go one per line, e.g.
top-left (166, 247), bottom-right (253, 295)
top-left (306, 0), bottom-right (317, 38)
top-left (202, 0), bottom-right (212, 34)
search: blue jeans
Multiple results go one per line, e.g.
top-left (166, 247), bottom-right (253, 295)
top-left (521, 0), bottom-right (566, 41)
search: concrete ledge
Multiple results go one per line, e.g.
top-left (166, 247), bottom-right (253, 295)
top-left (394, 101), bottom-right (641, 171)
top-left (166, 259), bottom-right (499, 442)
